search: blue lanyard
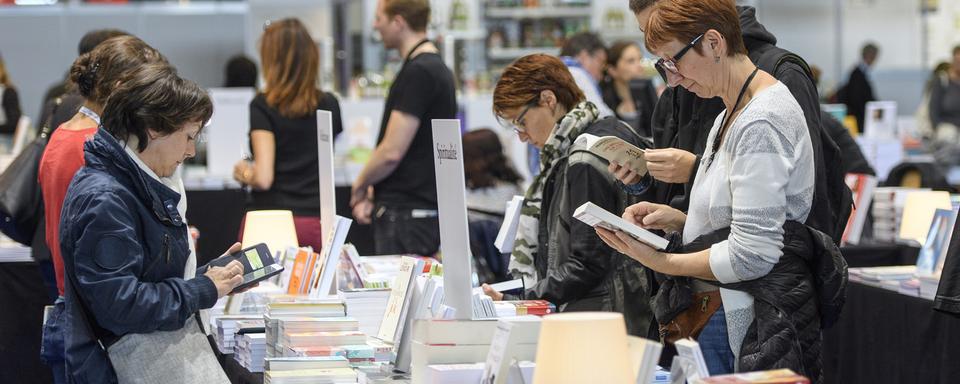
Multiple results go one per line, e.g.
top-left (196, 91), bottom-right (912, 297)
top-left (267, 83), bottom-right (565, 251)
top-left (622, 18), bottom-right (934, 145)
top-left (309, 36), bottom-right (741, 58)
top-left (79, 106), bottom-right (101, 125)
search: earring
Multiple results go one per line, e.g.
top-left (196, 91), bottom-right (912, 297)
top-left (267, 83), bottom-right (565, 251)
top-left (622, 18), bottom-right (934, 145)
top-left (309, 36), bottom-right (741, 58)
top-left (715, 56), bottom-right (720, 63)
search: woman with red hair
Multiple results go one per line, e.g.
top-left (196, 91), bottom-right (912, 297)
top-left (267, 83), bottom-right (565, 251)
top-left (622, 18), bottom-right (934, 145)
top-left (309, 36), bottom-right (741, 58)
top-left (482, 53), bottom-right (654, 336)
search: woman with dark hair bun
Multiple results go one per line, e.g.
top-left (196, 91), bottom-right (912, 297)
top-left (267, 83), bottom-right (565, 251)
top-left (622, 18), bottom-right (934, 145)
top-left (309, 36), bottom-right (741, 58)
top-left (38, 35), bottom-right (168, 383)
top-left (59, 64), bottom-right (245, 383)
top-left (481, 53), bottom-right (654, 337)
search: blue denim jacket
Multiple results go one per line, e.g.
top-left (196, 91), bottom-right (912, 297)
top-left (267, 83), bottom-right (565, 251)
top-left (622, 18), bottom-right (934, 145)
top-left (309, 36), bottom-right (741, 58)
top-left (59, 129), bottom-right (218, 383)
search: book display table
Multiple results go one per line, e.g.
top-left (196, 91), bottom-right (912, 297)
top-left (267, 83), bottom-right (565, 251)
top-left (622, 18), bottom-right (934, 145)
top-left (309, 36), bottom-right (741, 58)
top-left (823, 281), bottom-right (960, 383)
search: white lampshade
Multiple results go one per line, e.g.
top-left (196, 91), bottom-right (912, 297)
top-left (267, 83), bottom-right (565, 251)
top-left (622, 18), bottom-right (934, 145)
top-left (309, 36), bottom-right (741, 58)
top-left (532, 312), bottom-right (634, 384)
top-left (241, 210), bottom-right (299, 256)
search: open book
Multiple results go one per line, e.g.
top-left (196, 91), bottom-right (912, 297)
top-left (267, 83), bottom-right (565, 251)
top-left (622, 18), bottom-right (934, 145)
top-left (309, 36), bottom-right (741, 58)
top-left (574, 202), bottom-right (669, 250)
top-left (574, 133), bottom-right (647, 176)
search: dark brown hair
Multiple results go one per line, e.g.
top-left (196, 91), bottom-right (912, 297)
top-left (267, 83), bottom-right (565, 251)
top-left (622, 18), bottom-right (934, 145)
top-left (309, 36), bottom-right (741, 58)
top-left (629, 0), bottom-right (658, 14)
top-left (463, 129), bottom-right (522, 189)
top-left (101, 63), bottom-right (213, 152)
top-left (384, 0), bottom-right (430, 33)
top-left (493, 54), bottom-right (585, 116)
top-left (644, 0), bottom-right (746, 58)
top-left (260, 18), bottom-right (319, 118)
top-left (77, 29), bottom-right (129, 56)
top-left (69, 35), bottom-right (167, 107)
top-left (607, 40), bottom-right (640, 67)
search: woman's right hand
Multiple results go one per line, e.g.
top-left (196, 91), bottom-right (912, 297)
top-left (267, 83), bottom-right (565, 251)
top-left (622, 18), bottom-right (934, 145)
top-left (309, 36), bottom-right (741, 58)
top-left (623, 201), bottom-right (686, 234)
top-left (608, 161), bottom-right (644, 185)
top-left (204, 260), bottom-right (244, 298)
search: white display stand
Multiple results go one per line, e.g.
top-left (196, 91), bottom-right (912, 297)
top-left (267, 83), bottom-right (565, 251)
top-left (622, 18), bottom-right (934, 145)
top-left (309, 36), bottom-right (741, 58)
top-left (205, 88), bottom-right (255, 178)
top-left (431, 119), bottom-right (474, 320)
top-left (317, 110), bottom-right (337, 240)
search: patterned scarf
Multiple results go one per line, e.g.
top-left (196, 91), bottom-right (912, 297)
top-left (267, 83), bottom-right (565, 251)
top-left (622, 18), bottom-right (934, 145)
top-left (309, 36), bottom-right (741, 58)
top-left (509, 101), bottom-right (600, 285)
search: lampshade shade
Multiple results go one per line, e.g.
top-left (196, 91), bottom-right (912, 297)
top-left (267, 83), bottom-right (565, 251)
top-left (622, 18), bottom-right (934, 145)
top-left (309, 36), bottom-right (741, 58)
top-left (241, 210), bottom-right (299, 256)
top-left (532, 312), bottom-right (633, 384)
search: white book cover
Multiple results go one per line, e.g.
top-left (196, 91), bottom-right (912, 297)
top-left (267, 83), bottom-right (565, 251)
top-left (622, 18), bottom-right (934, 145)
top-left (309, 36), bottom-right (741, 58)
top-left (627, 336), bottom-right (663, 384)
top-left (432, 119), bottom-right (475, 320)
top-left (494, 195), bottom-right (524, 253)
top-left (309, 216), bottom-right (353, 298)
top-left (574, 133), bottom-right (648, 176)
top-left (573, 202), bottom-right (669, 250)
top-left (674, 338), bottom-right (709, 379)
top-left (377, 256), bottom-right (424, 345)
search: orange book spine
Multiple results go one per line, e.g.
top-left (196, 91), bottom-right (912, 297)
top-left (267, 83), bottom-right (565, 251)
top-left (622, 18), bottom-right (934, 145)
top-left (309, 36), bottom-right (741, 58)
top-left (286, 249), bottom-right (309, 294)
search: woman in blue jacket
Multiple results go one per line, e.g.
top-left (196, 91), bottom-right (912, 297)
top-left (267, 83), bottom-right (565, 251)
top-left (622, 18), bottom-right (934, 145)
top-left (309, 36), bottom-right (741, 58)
top-left (59, 63), bottom-right (245, 383)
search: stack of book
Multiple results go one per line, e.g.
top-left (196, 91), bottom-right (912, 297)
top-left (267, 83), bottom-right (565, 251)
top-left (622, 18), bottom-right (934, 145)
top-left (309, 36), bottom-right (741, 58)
top-left (495, 300), bottom-right (556, 317)
top-left (849, 266), bottom-right (917, 289)
top-left (410, 317), bottom-right (542, 383)
top-left (264, 299), bottom-right (347, 358)
top-left (264, 368), bottom-right (357, 384)
top-left (211, 315), bottom-right (263, 354)
top-left (275, 317), bottom-right (360, 356)
top-left (340, 288), bottom-right (391, 336)
top-left (284, 343), bottom-right (377, 364)
top-left (263, 356), bottom-right (357, 384)
top-left (872, 187), bottom-right (910, 243)
top-left (695, 368), bottom-right (809, 383)
top-left (234, 332), bottom-right (268, 373)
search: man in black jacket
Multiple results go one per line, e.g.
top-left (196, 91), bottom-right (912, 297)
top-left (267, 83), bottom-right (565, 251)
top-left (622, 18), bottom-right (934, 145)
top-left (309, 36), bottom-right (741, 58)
top-left (840, 43), bottom-right (879, 133)
top-left (622, 0), bottom-right (848, 242)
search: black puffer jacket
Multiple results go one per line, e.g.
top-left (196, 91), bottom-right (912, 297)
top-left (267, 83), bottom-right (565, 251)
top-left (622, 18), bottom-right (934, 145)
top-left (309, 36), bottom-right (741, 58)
top-left (521, 116), bottom-right (655, 336)
top-left (652, 221), bottom-right (847, 383)
top-left (647, 6), bottom-right (850, 242)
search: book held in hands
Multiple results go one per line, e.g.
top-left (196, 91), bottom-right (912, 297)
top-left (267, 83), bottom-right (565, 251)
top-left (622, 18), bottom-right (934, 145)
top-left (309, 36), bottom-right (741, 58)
top-left (574, 133), bottom-right (648, 176)
top-left (574, 202), bottom-right (670, 250)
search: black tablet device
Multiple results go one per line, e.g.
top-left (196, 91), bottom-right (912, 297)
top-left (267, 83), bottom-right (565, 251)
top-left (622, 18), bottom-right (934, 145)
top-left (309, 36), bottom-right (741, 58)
top-left (207, 243), bottom-right (284, 293)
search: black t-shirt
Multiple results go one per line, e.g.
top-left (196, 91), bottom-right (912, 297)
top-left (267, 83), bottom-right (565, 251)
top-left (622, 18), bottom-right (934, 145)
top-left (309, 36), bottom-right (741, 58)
top-left (247, 91), bottom-right (343, 216)
top-left (373, 52), bottom-right (457, 208)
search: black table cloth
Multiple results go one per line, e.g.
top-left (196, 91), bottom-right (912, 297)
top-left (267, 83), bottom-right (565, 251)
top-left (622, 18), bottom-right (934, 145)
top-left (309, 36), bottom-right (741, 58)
top-left (823, 282), bottom-right (960, 384)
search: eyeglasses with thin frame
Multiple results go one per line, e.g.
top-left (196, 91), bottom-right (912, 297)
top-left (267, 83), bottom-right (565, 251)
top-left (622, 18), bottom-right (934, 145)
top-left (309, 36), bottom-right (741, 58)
top-left (498, 101), bottom-right (537, 134)
top-left (655, 33), bottom-right (705, 83)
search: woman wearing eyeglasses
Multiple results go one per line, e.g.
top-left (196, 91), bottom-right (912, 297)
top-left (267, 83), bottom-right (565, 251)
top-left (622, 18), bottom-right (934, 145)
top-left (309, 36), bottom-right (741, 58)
top-left (480, 53), bottom-right (655, 337)
top-left (597, 0), bottom-right (845, 380)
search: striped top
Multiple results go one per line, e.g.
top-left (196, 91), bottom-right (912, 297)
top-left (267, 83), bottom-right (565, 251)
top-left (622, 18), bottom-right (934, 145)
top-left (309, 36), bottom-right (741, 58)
top-left (683, 81), bottom-right (814, 359)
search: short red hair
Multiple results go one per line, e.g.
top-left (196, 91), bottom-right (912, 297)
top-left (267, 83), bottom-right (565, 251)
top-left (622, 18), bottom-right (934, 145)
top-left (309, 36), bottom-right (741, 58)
top-left (644, 0), bottom-right (746, 58)
top-left (493, 54), bottom-right (585, 116)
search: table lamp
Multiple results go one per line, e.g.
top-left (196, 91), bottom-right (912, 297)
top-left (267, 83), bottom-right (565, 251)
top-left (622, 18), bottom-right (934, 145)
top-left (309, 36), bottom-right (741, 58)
top-left (532, 312), bottom-right (634, 384)
top-left (241, 210), bottom-right (299, 257)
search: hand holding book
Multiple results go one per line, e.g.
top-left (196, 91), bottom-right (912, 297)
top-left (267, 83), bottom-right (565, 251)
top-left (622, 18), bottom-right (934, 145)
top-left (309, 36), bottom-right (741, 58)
top-left (623, 201), bottom-right (686, 234)
top-left (644, 148), bottom-right (697, 184)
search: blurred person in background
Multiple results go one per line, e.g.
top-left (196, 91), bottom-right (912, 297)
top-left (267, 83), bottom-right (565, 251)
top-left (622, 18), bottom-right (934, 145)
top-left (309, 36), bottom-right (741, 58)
top-left (928, 47), bottom-right (960, 143)
top-left (809, 65), bottom-right (875, 176)
top-left (916, 61), bottom-right (950, 141)
top-left (350, 0), bottom-right (456, 256)
top-left (0, 52), bottom-right (22, 152)
top-left (838, 43), bottom-right (879, 132)
top-left (233, 18), bottom-right (343, 252)
top-left (223, 54), bottom-right (258, 88)
top-left (601, 40), bottom-right (658, 137)
top-left (559, 32), bottom-right (614, 118)
top-left (463, 128), bottom-right (524, 282)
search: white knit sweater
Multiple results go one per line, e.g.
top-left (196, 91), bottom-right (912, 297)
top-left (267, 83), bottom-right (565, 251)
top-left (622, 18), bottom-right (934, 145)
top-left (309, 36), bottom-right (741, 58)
top-left (683, 81), bottom-right (814, 363)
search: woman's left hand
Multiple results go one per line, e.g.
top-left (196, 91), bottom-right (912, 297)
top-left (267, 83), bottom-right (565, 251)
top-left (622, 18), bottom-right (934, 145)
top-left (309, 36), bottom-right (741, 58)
top-left (232, 160), bottom-right (253, 184)
top-left (596, 227), bottom-right (662, 268)
top-left (212, 242), bottom-right (259, 295)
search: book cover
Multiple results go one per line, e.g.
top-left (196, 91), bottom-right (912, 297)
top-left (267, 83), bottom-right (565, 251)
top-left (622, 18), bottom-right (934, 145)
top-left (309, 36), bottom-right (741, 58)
top-left (286, 248), bottom-right (311, 295)
top-left (377, 256), bottom-right (424, 344)
top-left (574, 133), bottom-right (648, 176)
top-left (917, 208), bottom-right (953, 275)
top-left (573, 202), bottom-right (670, 250)
top-left (841, 173), bottom-right (877, 245)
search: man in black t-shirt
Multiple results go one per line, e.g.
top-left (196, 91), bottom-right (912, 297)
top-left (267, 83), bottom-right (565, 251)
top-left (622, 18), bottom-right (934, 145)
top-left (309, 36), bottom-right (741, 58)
top-left (350, 0), bottom-right (457, 256)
